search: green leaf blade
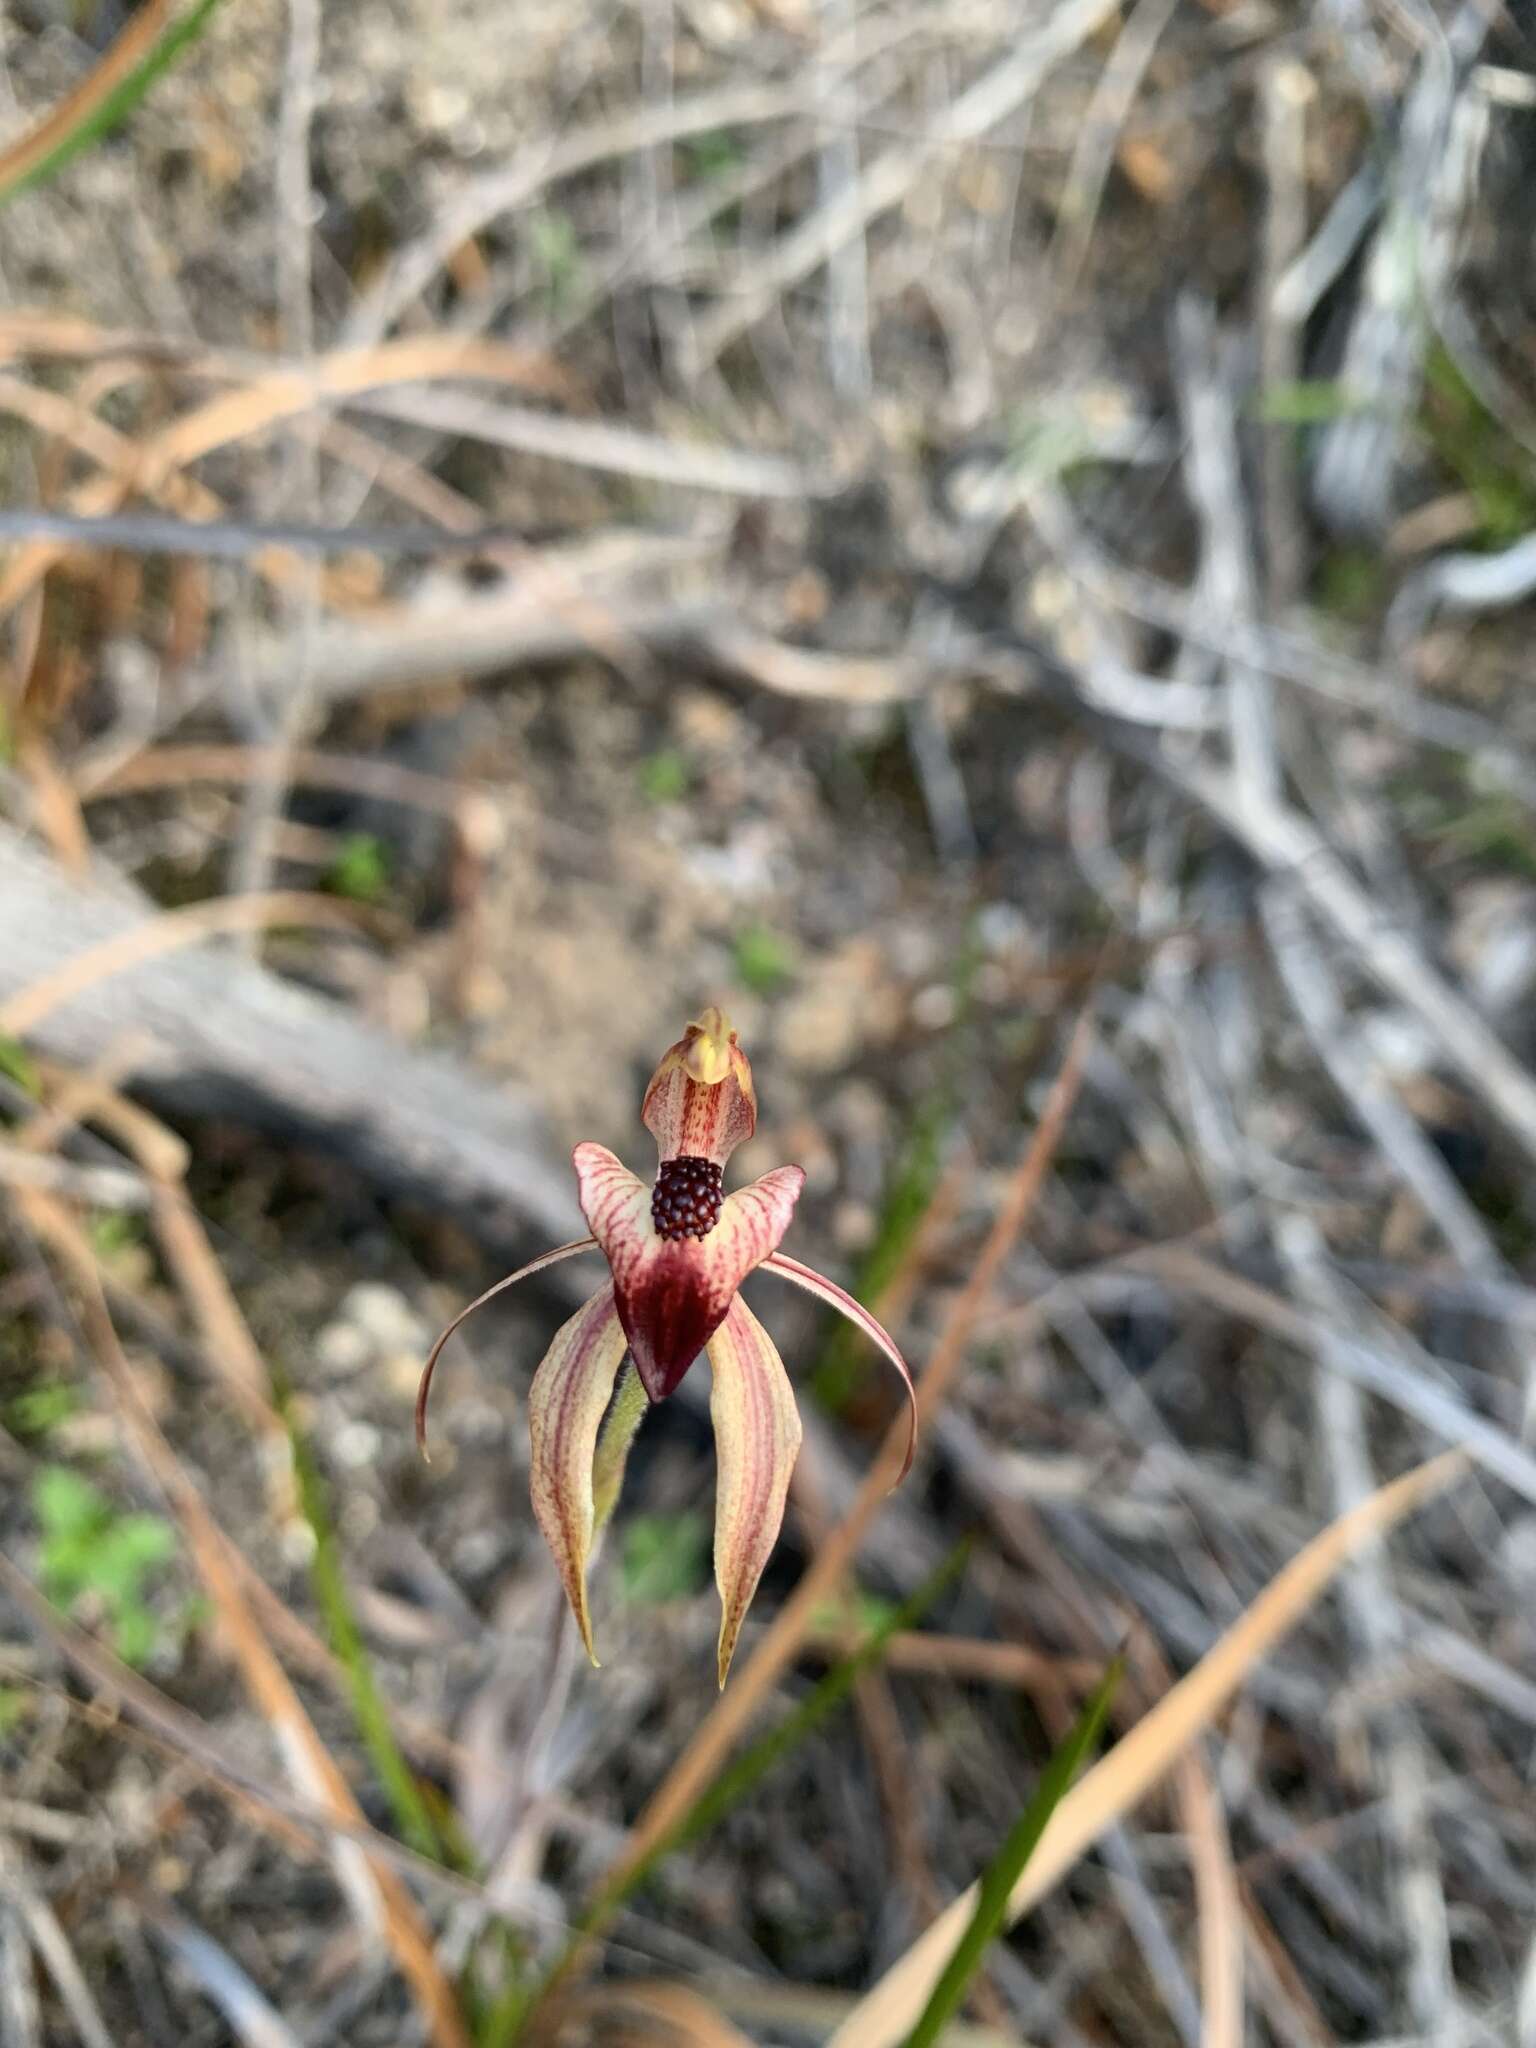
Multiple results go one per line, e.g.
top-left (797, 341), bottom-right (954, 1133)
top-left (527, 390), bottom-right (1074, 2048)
top-left (903, 1656), bottom-right (1123, 2048)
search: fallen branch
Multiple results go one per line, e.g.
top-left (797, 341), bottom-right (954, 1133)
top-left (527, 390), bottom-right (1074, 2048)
top-left (0, 825), bottom-right (579, 1241)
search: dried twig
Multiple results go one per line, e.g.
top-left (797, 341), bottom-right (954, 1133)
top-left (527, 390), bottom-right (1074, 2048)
top-left (0, 333), bottom-right (572, 622)
top-left (0, 1883), bottom-right (39, 2048)
top-left (1311, 5), bottom-right (1487, 536)
top-left (360, 386), bottom-right (818, 499)
top-left (688, 0), bottom-right (1122, 367)
top-left (1173, 295), bottom-right (1277, 805)
top-left (344, 83), bottom-right (810, 346)
top-left (1122, 1243), bottom-right (1536, 1503)
top-left (1257, 59), bottom-right (1313, 611)
top-left (230, 0), bottom-right (325, 942)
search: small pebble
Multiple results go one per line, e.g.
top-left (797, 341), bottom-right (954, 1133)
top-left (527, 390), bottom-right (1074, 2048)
top-left (832, 1200), bottom-right (876, 1254)
top-left (453, 1530), bottom-right (503, 1579)
top-left (333, 1420), bottom-right (381, 1470)
top-left (911, 983), bottom-right (958, 1030)
top-left (316, 1322), bottom-right (371, 1377)
top-left (341, 1283), bottom-right (429, 1353)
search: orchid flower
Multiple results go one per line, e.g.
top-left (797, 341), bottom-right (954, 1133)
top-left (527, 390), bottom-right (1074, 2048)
top-left (417, 1007), bottom-right (917, 1685)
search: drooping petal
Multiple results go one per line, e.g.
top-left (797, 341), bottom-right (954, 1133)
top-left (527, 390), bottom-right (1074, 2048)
top-left (416, 1236), bottom-right (598, 1459)
top-left (641, 1008), bottom-right (757, 1166)
top-left (575, 1142), bottom-right (805, 1401)
top-left (761, 1251), bottom-right (918, 1482)
top-left (707, 1294), bottom-right (802, 1687)
top-left (526, 1285), bottom-right (630, 1665)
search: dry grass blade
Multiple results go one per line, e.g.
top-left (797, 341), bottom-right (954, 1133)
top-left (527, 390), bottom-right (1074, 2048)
top-left (1175, 1750), bottom-right (1244, 2048)
top-left (0, 888), bottom-right (380, 1040)
top-left (17, 1195), bottom-right (471, 2048)
top-left (827, 1449), bottom-right (1466, 2048)
top-left (0, 370), bottom-right (213, 508)
top-left (547, 1980), bottom-right (759, 2047)
top-left (17, 1046), bottom-right (288, 1450)
top-left (703, 1980), bottom-right (1025, 2047)
top-left (0, 333), bottom-right (573, 620)
top-left (148, 1185), bottom-right (287, 1441)
top-left (79, 741), bottom-right (475, 816)
top-left (145, 333), bottom-right (574, 472)
top-left (549, 1002), bottom-right (1096, 1990)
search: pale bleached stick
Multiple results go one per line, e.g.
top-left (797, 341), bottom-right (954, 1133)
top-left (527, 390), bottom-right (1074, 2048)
top-left (1278, 1215), bottom-right (1464, 2048)
top-left (147, 1906), bottom-right (306, 2048)
top-left (1311, 6), bottom-right (1487, 536)
top-left (1258, 59), bottom-right (1313, 611)
top-left (1260, 885), bottom-right (1503, 1280)
top-left (1173, 295), bottom-right (1278, 805)
top-left (343, 82), bottom-right (808, 345)
top-left (0, 1841), bottom-right (114, 2048)
top-left (229, 0), bottom-right (324, 947)
top-left (1262, 880), bottom-right (1536, 1434)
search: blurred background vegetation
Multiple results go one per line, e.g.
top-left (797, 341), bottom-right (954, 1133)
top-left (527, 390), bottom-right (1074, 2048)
top-left (0, 1), bottom-right (1534, 2043)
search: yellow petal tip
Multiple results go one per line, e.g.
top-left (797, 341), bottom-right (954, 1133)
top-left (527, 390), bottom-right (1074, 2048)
top-left (684, 1006), bottom-right (737, 1085)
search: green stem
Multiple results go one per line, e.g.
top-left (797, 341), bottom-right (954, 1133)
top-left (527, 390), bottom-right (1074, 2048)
top-left (288, 1420), bottom-right (448, 1865)
top-left (0, 0), bottom-right (232, 208)
top-left (592, 1362), bottom-right (649, 1533)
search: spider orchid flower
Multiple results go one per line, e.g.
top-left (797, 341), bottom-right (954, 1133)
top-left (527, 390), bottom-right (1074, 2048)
top-left (417, 1007), bottom-right (917, 1684)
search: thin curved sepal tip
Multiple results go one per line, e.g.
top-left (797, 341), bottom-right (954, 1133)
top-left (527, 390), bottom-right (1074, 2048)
top-left (759, 1250), bottom-right (918, 1484)
top-left (414, 1237), bottom-right (597, 1462)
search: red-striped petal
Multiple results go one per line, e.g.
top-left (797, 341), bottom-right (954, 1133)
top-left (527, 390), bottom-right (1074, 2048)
top-left (641, 1010), bottom-right (757, 1166)
top-left (707, 1294), bottom-right (802, 1687)
top-left (761, 1251), bottom-right (918, 1481)
top-left (527, 1286), bottom-right (630, 1665)
top-left (574, 1143), bottom-right (805, 1401)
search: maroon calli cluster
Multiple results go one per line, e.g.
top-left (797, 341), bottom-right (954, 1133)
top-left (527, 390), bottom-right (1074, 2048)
top-left (417, 1008), bottom-right (916, 1685)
